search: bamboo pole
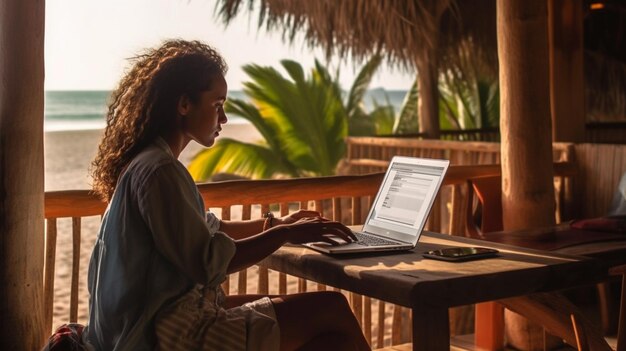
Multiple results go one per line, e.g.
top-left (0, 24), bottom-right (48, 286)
top-left (0, 0), bottom-right (46, 348)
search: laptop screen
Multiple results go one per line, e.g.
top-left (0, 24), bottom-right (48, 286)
top-left (362, 157), bottom-right (449, 244)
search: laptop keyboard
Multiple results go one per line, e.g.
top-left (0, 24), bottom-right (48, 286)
top-left (354, 232), bottom-right (399, 246)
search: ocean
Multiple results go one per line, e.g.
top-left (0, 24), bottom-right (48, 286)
top-left (45, 89), bottom-right (409, 132)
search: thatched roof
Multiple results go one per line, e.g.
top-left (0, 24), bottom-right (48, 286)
top-left (216, 0), bottom-right (625, 121)
top-left (215, 0), bottom-right (498, 73)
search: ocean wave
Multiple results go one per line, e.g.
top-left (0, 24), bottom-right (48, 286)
top-left (45, 113), bottom-right (106, 120)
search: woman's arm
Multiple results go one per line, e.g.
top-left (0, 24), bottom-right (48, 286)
top-left (226, 218), bottom-right (356, 274)
top-left (219, 210), bottom-right (325, 240)
top-left (219, 219), bottom-right (264, 240)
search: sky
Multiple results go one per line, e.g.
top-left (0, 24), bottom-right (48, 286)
top-left (45, 0), bottom-right (416, 91)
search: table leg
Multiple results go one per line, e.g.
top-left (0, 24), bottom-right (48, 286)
top-left (475, 302), bottom-right (505, 350)
top-left (412, 306), bottom-right (450, 351)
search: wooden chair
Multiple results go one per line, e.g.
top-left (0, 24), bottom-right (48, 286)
top-left (465, 176), bottom-right (503, 240)
top-left (465, 175), bottom-right (619, 350)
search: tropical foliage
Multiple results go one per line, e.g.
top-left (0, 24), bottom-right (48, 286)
top-left (189, 55), bottom-right (416, 181)
top-left (439, 70), bottom-right (499, 130)
top-left (347, 81), bottom-right (420, 136)
top-left (188, 50), bottom-right (499, 181)
top-left (335, 54), bottom-right (417, 136)
top-left (188, 59), bottom-right (347, 180)
top-left (438, 40), bottom-right (500, 131)
top-left (361, 67), bottom-right (500, 137)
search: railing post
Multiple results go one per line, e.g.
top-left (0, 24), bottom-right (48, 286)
top-left (70, 217), bottom-right (82, 323)
top-left (44, 219), bottom-right (58, 335)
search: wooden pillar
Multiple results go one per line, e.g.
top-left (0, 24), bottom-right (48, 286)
top-left (497, 1), bottom-right (557, 350)
top-left (0, 0), bottom-right (46, 348)
top-left (548, 0), bottom-right (585, 142)
top-left (498, 0), bottom-right (555, 231)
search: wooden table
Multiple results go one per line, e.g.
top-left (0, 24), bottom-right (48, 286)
top-left (259, 231), bottom-right (612, 351)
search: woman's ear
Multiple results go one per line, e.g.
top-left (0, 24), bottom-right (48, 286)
top-left (177, 95), bottom-right (191, 116)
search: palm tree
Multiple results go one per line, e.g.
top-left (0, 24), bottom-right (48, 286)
top-left (188, 59), bottom-right (351, 180)
top-left (188, 55), bottom-right (414, 181)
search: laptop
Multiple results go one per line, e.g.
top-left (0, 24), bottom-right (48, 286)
top-left (303, 156), bottom-right (450, 254)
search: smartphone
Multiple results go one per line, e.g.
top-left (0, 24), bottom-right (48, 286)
top-left (422, 247), bottom-right (499, 262)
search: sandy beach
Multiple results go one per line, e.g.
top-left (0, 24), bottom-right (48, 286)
top-left (44, 123), bottom-right (262, 191)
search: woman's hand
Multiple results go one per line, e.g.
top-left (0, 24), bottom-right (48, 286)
top-left (274, 216), bottom-right (357, 246)
top-left (228, 212), bottom-right (356, 273)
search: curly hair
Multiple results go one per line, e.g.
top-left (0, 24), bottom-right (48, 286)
top-left (91, 39), bottom-right (228, 201)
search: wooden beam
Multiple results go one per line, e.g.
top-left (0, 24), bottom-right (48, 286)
top-left (548, 0), bottom-right (585, 142)
top-left (0, 0), bottom-right (46, 348)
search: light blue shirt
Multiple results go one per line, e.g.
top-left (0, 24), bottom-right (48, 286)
top-left (86, 138), bottom-right (236, 350)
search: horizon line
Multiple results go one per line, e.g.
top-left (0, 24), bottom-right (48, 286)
top-left (44, 87), bottom-right (410, 92)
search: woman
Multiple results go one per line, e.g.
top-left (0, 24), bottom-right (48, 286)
top-left (86, 39), bottom-right (370, 351)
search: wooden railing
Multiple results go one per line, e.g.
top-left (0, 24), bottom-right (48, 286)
top-left (345, 137), bottom-right (575, 173)
top-left (378, 128), bottom-right (501, 142)
top-left (43, 164), bottom-right (574, 348)
top-left (345, 137), bottom-right (626, 221)
top-left (374, 123), bottom-right (626, 144)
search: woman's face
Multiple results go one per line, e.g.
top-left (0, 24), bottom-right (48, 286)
top-left (180, 75), bottom-right (228, 147)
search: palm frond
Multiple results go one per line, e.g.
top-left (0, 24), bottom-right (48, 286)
top-left (240, 60), bottom-right (346, 176)
top-left (225, 98), bottom-right (279, 149)
top-left (370, 103), bottom-right (395, 135)
top-left (393, 79), bottom-right (420, 134)
top-left (478, 79), bottom-right (500, 128)
top-left (280, 59), bottom-right (306, 87)
top-left (188, 138), bottom-right (299, 181)
top-left (346, 54), bottom-right (383, 119)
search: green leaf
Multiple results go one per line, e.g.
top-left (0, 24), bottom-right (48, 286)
top-left (346, 54), bottom-right (383, 119)
top-left (393, 79), bottom-right (420, 134)
top-left (188, 138), bottom-right (299, 181)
